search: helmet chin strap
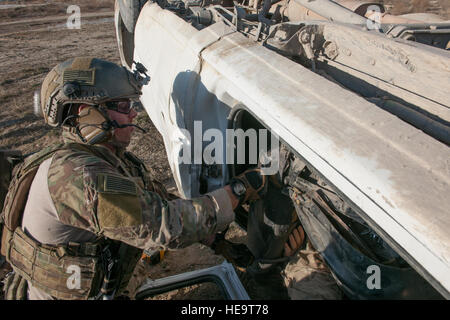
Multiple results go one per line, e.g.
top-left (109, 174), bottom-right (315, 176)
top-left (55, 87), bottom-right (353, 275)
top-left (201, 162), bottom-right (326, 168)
top-left (107, 120), bottom-right (147, 133)
top-left (101, 119), bottom-right (148, 150)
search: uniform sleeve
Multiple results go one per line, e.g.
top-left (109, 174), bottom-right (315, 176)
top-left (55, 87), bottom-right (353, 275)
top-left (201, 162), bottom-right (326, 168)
top-left (47, 149), bottom-right (235, 250)
top-left (103, 187), bottom-right (235, 250)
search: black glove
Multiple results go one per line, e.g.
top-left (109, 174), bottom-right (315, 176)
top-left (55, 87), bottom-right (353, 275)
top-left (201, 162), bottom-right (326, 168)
top-left (230, 168), bottom-right (269, 205)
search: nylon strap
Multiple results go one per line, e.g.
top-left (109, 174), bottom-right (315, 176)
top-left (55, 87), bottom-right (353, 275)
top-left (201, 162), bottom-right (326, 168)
top-left (9, 227), bottom-right (104, 299)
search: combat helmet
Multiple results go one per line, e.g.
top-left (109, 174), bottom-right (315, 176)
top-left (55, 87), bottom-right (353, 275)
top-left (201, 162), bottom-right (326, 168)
top-left (40, 57), bottom-right (143, 128)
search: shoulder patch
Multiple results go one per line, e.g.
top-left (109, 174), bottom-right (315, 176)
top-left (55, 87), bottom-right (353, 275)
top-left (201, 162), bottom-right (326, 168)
top-left (97, 193), bottom-right (142, 228)
top-left (97, 174), bottom-right (137, 195)
top-left (96, 172), bottom-right (142, 229)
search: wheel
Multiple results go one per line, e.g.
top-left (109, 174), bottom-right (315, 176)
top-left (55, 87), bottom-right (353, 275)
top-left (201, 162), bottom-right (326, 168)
top-left (114, 0), bottom-right (147, 70)
top-left (118, 0), bottom-right (145, 34)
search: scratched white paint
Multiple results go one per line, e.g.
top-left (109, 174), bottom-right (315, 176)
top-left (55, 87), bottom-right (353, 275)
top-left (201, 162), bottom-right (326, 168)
top-left (134, 2), bottom-right (450, 296)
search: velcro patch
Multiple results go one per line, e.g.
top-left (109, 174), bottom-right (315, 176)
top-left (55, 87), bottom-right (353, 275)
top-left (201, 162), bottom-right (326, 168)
top-left (62, 69), bottom-right (95, 85)
top-left (97, 193), bottom-right (142, 228)
top-left (97, 174), bottom-right (137, 195)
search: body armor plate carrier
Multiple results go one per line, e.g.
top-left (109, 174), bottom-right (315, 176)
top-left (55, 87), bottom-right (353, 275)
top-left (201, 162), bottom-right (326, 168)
top-left (1, 143), bottom-right (142, 299)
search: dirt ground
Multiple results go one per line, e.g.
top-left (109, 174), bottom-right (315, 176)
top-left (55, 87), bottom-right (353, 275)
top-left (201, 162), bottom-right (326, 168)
top-left (0, 0), bottom-right (448, 301)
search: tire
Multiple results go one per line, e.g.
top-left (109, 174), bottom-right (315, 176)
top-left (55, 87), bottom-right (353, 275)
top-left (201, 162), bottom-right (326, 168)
top-left (114, 0), bottom-right (139, 70)
top-left (118, 0), bottom-right (146, 34)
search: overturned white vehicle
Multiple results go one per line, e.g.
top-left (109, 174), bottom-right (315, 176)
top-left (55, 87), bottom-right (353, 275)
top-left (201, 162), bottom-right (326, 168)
top-left (115, 0), bottom-right (450, 299)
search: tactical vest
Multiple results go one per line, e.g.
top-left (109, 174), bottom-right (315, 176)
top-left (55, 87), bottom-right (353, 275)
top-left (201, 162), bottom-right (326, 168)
top-left (0, 143), bottom-right (152, 300)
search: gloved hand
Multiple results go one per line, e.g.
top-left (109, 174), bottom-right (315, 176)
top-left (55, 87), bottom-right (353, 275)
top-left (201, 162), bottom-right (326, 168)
top-left (230, 168), bottom-right (269, 205)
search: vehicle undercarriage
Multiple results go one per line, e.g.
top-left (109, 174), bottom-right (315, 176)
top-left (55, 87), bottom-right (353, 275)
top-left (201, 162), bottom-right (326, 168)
top-left (115, 0), bottom-right (450, 299)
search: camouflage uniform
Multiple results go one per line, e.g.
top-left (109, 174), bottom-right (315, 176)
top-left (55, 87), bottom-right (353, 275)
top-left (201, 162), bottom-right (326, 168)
top-left (20, 135), bottom-right (234, 299)
top-left (1, 56), bottom-right (234, 299)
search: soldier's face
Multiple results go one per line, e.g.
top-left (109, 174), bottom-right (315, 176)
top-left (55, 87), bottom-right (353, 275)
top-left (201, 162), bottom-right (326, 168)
top-left (107, 106), bottom-right (138, 146)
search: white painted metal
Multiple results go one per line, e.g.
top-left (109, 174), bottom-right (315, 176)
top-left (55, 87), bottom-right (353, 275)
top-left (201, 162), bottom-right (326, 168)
top-left (134, 2), bottom-right (450, 296)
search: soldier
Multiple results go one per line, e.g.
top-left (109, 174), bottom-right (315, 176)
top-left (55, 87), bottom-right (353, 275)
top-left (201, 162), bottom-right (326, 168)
top-left (1, 57), bottom-right (282, 300)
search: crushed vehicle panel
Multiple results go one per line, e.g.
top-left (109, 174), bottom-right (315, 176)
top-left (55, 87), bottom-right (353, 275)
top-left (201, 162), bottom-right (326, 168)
top-left (116, 0), bottom-right (450, 299)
